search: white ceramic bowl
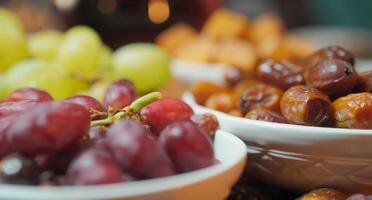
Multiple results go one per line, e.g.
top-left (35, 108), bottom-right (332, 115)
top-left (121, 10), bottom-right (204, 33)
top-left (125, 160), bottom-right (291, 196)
top-left (0, 130), bottom-right (246, 200)
top-left (183, 91), bottom-right (372, 193)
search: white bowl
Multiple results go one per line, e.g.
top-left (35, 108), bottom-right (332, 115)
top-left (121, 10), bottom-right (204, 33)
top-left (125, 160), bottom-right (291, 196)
top-left (0, 130), bottom-right (246, 200)
top-left (183, 92), bottom-right (372, 193)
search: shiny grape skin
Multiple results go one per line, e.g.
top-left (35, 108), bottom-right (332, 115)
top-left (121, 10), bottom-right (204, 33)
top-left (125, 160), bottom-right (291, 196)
top-left (103, 79), bottom-right (136, 109)
top-left (9, 87), bottom-right (53, 102)
top-left (141, 98), bottom-right (194, 136)
top-left (160, 121), bottom-right (214, 173)
top-left (65, 95), bottom-right (105, 119)
top-left (0, 115), bottom-right (17, 158)
top-left (0, 100), bottom-right (41, 118)
top-left (67, 148), bottom-right (124, 185)
top-left (104, 120), bottom-right (174, 179)
top-left (6, 101), bottom-right (90, 156)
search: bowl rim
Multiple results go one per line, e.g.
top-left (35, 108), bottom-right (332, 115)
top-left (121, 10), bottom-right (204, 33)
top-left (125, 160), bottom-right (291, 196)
top-left (0, 130), bottom-right (246, 200)
top-left (183, 92), bottom-right (372, 135)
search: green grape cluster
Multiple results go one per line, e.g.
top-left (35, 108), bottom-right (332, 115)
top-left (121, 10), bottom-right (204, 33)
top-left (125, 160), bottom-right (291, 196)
top-left (0, 8), bottom-right (170, 100)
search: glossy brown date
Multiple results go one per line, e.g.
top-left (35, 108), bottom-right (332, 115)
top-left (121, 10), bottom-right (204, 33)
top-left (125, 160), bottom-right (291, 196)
top-left (224, 67), bottom-right (243, 87)
top-left (304, 59), bottom-right (358, 99)
top-left (280, 85), bottom-right (331, 126)
top-left (205, 92), bottom-right (237, 113)
top-left (233, 79), bottom-right (263, 97)
top-left (245, 108), bottom-right (287, 123)
top-left (332, 92), bottom-right (372, 129)
top-left (309, 45), bottom-right (355, 66)
top-left (240, 84), bottom-right (283, 115)
top-left (298, 188), bottom-right (346, 200)
top-left (354, 70), bottom-right (372, 93)
top-left (256, 59), bottom-right (304, 89)
top-left (189, 81), bottom-right (228, 105)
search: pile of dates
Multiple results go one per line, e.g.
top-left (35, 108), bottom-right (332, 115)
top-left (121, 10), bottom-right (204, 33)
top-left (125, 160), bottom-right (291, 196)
top-left (191, 46), bottom-right (372, 129)
top-left (0, 79), bottom-right (219, 186)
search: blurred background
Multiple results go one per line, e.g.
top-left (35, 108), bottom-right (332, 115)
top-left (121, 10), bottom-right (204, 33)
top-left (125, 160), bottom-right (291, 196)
top-left (1, 0), bottom-right (372, 57)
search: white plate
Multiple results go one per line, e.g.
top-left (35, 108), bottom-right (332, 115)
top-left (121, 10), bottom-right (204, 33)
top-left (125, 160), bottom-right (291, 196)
top-left (183, 92), bottom-right (372, 193)
top-left (0, 130), bottom-right (246, 200)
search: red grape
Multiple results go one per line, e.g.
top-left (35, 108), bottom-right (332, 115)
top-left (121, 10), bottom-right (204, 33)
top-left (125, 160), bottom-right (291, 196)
top-left (141, 98), bottom-right (194, 136)
top-left (104, 120), bottom-right (174, 178)
top-left (89, 126), bottom-right (106, 140)
top-left (9, 87), bottom-right (53, 102)
top-left (6, 101), bottom-right (90, 155)
top-left (0, 100), bottom-right (41, 118)
top-left (65, 95), bottom-right (105, 119)
top-left (0, 115), bottom-right (16, 158)
top-left (103, 79), bottom-right (136, 109)
top-left (67, 148), bottom-right (124, 185)
top-left (160, 121), bottom-right (214, 173)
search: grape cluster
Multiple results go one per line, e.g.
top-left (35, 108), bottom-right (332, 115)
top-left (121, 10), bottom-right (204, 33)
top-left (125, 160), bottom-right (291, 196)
top-left (0, 8), bottom-right (170, 100)
top-left (0, 79), bottom-right (219, 186)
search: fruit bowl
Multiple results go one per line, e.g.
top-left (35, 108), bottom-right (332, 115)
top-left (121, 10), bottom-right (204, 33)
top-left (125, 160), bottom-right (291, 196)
top-left (0, 130), bottom-right (246, 200)
top-left (183, 91), bottom-right (372, 193)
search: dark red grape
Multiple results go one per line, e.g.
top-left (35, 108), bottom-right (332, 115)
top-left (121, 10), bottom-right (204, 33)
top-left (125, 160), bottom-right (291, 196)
top-left (104, 120), bottom-right (174, 179)
top-left (141, 98), bottom-right (194, 136)
top-left (0, 100), bottom-right (41, 118)
top-left (89, 126), bottom-right (107, 140)
top-left (0, 115), bottom-right (16, 158)
top-left (190, 113), bottom-right (219, 139)
top-left (103, 79), bottom-right (136, 109)
top-left (65, 95), bottom-right (105, 119)
top-left (0, 153), bottom-right (41, 185)
top-left (6, 101), bottom-right (90, 155)
top-left (9, 87), bottom-right (53, 102)
top-left (160, 121), bottom-right (214, 173)
top-left (67, 148), bottom-right (124, 185)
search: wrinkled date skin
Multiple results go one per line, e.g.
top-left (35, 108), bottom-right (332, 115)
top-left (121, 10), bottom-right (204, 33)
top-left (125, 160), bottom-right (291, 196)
top-left (304, 59), bottom-right (358, 99)
top-left (280, 85), bottom-right (331, 126)
top-left (309, 45), bottom-right (355, 66)
top-left (298, 188), bottom-right (346, 200)
top-left (354, 70), bottom-right (372, 93)
top-left (245, 108), bottom-right (287, 124)
top-left (332, 92), bottom-right (372, 129)
top-left (240, 84), bottom-right (283, 115)
top-left (256, 59), bottom-right (304, 90)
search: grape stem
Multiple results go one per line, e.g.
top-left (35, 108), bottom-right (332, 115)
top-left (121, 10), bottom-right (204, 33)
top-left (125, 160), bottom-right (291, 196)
top-left (90, 92), bottom-right (161, 126)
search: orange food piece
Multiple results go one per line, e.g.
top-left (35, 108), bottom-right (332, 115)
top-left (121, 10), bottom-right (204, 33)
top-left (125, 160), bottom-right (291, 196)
top-left (174, 36), bottom-right (216, 62)
top-left (189, 81), bottom-right (228, 105)
top-left (155, 23), bottom-right (197, 54)
top-left (205, 92), bottom-right (236, 113)
top-left (298, 188), bottom-right (346, 200)
top-left (213, 38), bottom-right (257, 75)
top-left (202, 9), bottom-right (250, 40)
top-left (332, 92), bottom-right (372, 129)
top-left (249, 14), bottom-right (284, 44)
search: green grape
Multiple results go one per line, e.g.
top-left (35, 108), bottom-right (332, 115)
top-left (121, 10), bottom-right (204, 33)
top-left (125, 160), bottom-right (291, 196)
top-left (2, 59), bottom-right (48, 98)
top-left (0, 9), bottom-right (27, 72)
top-left (112, 43), bottom-right (170, 93)
top-left (55, 26), bottom-right (102, 77)
top-left (0, 8), bottom-right (23, 31)
top-left (28, 30), bottom-right (63, 61)
top-left (4, 60), bottom-right (89, 99)
top-left (85, 80), bottom-right (110, 102)
top-left (97, 45), bottom-right (113, 71)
